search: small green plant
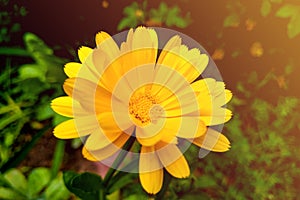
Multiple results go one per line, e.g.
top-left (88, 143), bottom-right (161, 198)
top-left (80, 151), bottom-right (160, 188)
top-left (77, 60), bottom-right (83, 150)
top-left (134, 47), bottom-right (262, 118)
top-left (118, 1), bottom-right (191, 30)
top-left (0, 168), bottom-right (70, 200)
top-left (0, 32), bottom-right (67, 169)
top-left (147, 69), bottom-right (300, 199)
top-left (0, 0), bottom-right (27, 43)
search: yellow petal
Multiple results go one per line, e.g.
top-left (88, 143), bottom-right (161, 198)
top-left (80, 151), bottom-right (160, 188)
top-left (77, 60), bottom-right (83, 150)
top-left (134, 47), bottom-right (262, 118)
top-left (213, 89), bottom-right (233, 107)
top-left (97, 28), bottom-right (158, 93)
top-left (63, 78), bottom-right (75, 97)
top-left (225, 89), bottom-right (233, 104)
top-left (191, 128), bottom-right (231, 152)
top-left (95, 31), bottom-right (111, 46)
top-left (139, 145), bottom-right (163, 194)
top-left (200, 108), bottom-right (232, 126)
top-left (85, 129), bottom-right (122, 151)
top-left (155, 142), bottom-right (190, 178)
top-left (95, 31), bottom-right (120, 61)
top-left (135, 119), bottom-right (165, 146)
top-left (157, 35), bottom-right (181, 62)
top-left (120, 29), bottom-right (134, 53)
top-left (190, 78), bottom-right (216, 95)
top-left (165, 155), bottom-right (190, 178)
top-left (82, 146), bottom-right (98, 161)
top-left (53, 117), bottom-right (97, 139)
top-left (63, 77), bottom-right (113, 113)
top-left (163, 117), bottom-right (207, 139)
top-left (139, 169), bottom-right (163, 195)
top-left (98, 112), bottom-right (133, 136)
top-left (82, 133), bottom-right (130, 161)
top-left (78, 46), bottom-right (93, 63)
top-left (64, 62), bottom-right (81, 78)
top-left (51, 96), bottom-right (86, 118)
top-left (157, 40), bottom-right (208, 83)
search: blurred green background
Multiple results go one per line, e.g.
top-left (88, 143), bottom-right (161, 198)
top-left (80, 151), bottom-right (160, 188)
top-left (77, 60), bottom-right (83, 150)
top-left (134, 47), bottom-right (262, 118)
top-left (0, 0), bottom-right (300, 199)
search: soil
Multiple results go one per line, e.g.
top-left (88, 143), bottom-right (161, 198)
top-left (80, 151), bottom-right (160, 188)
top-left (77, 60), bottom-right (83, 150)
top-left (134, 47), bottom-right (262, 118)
top-left (19, 127), bottom-right (104, 175)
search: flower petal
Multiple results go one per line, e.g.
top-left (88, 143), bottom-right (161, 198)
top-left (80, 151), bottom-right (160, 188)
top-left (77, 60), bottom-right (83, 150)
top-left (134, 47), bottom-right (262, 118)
top-left (135, 119), bottom-right (165, 146)
top-left (64, 62), bottom-right (81, 78)
top-left (82, 133), bottom-right (130, 161)
top-left (191, 128), bottom-right (231, 152)
top-left (200, 108), bottom-right (232, 126)
top-left (97, 28), bottom-right (158, 95)
top-left (85, 128), bottom-right (122, 151)
top-left (53, 116), bottom-right (98, 139)
top-left (98, 112), bottom-right (133, 136)
top-left (51, 96), bottom-right (87, 118)
top-left (78, 46), bottom-right (93, 63)
top-left (163, 117), bottom-right (207, 139)
top-left (157, 37), bottom-right (208, 83)
top-left (95, 31), bottom-right (120, 61)
top-left (63, 77), bottom-right (113, 113)
top-left (139, 145), bottom-right (163, 194)
top-left (155, 142), bottom-right (190, 178)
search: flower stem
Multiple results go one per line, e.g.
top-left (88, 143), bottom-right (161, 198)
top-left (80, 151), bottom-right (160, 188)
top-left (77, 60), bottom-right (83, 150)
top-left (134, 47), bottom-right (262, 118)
top-left (103, 134), bottom-right (136, 187)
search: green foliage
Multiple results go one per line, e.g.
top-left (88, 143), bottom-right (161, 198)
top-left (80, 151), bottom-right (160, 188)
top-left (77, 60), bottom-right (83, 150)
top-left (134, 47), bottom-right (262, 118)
top-left (276, 4), bottom-right (300, 38)
top-left (154, 69), bottom-right (300, 199)
top-left (0, 0), bottom-right (27, 43)
top-left (223, 13), bottom-right (240, 27)
top-left (261, 0), bottom-right (272, 17)
top-left (0, 33), bottom-right (66, 169)
top-left (223, 1), bottom-right (246, 27)
top-left (118, 1), bottom-right (191, 30)
top-left (0, 168), bottom-right (70, 200)
top-left (260, 0), bottom-right (283, 17)
top-left (63, 171), bottom-right (103, 200)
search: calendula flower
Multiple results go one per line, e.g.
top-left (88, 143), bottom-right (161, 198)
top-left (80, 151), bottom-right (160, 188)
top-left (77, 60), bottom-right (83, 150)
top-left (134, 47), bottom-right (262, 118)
top-left (51, 27), bottom-right (232, 194)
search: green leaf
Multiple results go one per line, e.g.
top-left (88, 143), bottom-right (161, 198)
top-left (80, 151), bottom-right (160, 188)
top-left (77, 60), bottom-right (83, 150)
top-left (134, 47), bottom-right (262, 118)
top-left (284, 64), bottom-right (293, 75)
top-left (45, 173), bottom-right (70, 200)
top-left (287, 14), bottom-right (300, 38)
top-left (158, 2), bottom-right (168, 16)
top-left (0, 125), bottom-right (51, 173)
top-left (0, 47), bottom-right (30, 57)
top-left (123, 2), bottom-right (139, 16)
top-left (276, 4), bottom-right (298, 18)
top-left (35, 102), bottom-right (55, 121)
top-left (194, 175), bottom-right (217, 188)
top-left (251, 99), bottom-right (270, 123)
top-left (179, 193), bottom-right (210, 200)
top-left (71, 138), bottom-right (82, 149)
top-left (117, 17), bottom-right (137, 31)
top-left (28, 167), bottom-right (51, 197)
top-left (51, 140), bottom-right (65, 179)
top-left (3, 169), bottom-right (27, 195)
top-left (0, 187), bottom-right (25, 200)
top-left (124, 194), bottom-right (149, 200)
top-left (165, 7), bottom-right (180, 26)
top-left (19, 64), bottom-right (47, 82)
top-left (276, 4), bottom-right (300, 38)
top-left (223, 13), bottom-right (240, 27)
top-left (261, 0), bottom-right (272, 17)
top-left (63, 171), bottom-right (102, 200)
top-left (248, 71), bottom-right (258, 84)
top-left (0, 112), bottom-right (23, 130)
top-left (52, 113), bottom-right (70, 126)
top-left (270, 0), bottom-right (282, 3)
top-left (23, 32), bottom-right (53, 56)
top-left (108, 173), bottom-right (134, 194)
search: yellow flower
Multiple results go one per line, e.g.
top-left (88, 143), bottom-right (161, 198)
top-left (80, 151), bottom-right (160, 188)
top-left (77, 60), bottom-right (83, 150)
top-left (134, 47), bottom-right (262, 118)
top-left (51, 27), bottom-right (232, 194)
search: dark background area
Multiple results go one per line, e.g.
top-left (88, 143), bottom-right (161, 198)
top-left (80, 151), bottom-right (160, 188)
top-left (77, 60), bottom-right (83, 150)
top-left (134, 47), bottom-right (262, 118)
top-left (18, 0), bottom-right (299, 99)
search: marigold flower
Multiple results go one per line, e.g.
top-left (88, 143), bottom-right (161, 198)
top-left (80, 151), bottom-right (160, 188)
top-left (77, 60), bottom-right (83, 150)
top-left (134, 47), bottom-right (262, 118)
top-left (51, 27), bottom-right (232, 194)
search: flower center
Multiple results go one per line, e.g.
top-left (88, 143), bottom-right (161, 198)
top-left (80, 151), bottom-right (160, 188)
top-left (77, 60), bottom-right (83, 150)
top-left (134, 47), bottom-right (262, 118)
top-left (129, 87), bottom-right (163, 126)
